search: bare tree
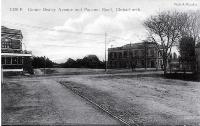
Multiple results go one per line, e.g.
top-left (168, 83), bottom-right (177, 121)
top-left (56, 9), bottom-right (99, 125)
top-left (144, 11), bottom-right (188, 74)
top-left (181, 11), bottom-right (200, 44)
top-left (178, 11), bottom-right (200, 72)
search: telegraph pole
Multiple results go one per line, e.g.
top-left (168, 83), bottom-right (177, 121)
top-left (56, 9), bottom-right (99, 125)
top-left (129, 42), bottom-right (132, 71)
top-left (105, 33), bottom-right (107, 72)
top-left (144, 41), bottom-right (147, 71)
top-left (1, 65), bottom-right (3, 84)
top-left (44, 56), bottom-right (46, 76)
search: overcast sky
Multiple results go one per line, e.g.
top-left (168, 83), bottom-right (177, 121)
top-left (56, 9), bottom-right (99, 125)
top-left (2, 0), bottom-right (200, 63)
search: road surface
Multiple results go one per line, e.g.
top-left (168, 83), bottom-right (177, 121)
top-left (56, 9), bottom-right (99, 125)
top-left (2, 77), bottom-right (120, 125)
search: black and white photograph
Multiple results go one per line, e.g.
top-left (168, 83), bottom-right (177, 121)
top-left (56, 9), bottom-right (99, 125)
top-left (1, 0), bottom-right (200, 125)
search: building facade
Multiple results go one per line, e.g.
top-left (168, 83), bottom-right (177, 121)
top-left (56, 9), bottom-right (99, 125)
top-left (108, 42), bottom-right (163, 69)
top-left (1, 26), bottom-right (32, 73)
top-left (195, 43), bottom-right (200, 73)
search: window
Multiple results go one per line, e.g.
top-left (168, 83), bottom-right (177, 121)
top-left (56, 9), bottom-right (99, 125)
top-left (110, 61), bottom-right (112, 67)
top-left (123, 51), bottom-right (127, 58)
top-left (6, 57), bottom-right (11, 64)
top-left (141, 60), bottom-right (144, 66)
top-left (160, 60), bottom-right (163, 65)
top-left (1, 57), bottom-right (5, 64)
top-left (2, 38), bottom-right (12, 48)
top-left (150, 49), bottom-right (154, 56)
top-left (109, 53), bottom-right (112, 59)
top-left (129, 52), bottom-right (133, 57)
top-left (141, 50), bottom-right (145, 57)
top-left (12, 57), bottom-right (18, 64)
top-left (135, 50), bottom-right (138, 57)
top-left (18, 57), bottom-right (22, 64)
top-left (114, 61), bottom-right (117, 67)
top-left (7, 41), bottom-right (12, 48)
top-left (151, 61), bottom-right (155, 68)
top-left (112, 53), bottom-right (115, 59)
top-left (1, 42), bottom-right (5, 48)
top-left (119, 52), bottom-right (122, 58)
top-left (114, 52), bottom-right (117, 58)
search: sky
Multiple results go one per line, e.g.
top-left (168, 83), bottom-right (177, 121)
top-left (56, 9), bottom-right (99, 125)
top-left (2, 0), bottom-right (200, 63)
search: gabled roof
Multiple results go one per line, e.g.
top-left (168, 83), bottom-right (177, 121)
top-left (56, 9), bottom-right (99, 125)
top-left (1, 26), bottom-right (23, 39)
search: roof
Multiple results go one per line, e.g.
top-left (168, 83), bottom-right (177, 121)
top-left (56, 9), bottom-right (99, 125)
top-left (122, 43), bottom-right (144, 49)
top-left (1, 26), bottom-right (23, 39)
top-left (108, 42), bottom-right (161, 51)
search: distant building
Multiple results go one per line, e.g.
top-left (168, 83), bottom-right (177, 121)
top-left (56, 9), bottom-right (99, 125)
top-left (1, 26), bottom-right (32, 73)
top-left (168, 52), bottom-right (179, 72)
top-left (195, 43), bottom-right (200, 73)
top-left (108, 42), bottom-right (163, 69)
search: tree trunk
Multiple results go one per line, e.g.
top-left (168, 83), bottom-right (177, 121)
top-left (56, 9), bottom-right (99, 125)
top-left (163, 53), bottom-right (168, 75)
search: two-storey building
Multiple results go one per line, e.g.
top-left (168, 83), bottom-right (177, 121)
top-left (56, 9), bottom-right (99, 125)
top-left (108, 42), bottom-right (163, 69)
top-left (1, 26), bottom-right (32, 73)
top-left (195, 43), bottom-right (200, 73)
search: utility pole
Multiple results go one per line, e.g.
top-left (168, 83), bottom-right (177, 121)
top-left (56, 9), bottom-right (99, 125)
top-left (1, 65), bottom-right (3, 84)
top-left (105, 33), bottom-right (107, 72)
top-left (44, 56), bottom-right (46, 76)
top-left (144, 41), bottom-right (147, 71)
top-left (129, 42), bottom-right (133, 71)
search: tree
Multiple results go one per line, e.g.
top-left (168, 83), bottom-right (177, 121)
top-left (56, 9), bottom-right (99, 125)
top-left (144, 11), bottom-right (188, 74)
top-left (178, 11), bottom-right (200, 72)
top-left (23, 57), bottom-right (34, 74)
top-left (181, 11), bottom-right (200, 44)
top-left (82, 55), bottom-right (104, 68)
top-left (32, 56), bottom-right (55, 68)
top-left (178, 37), bottom-right (196, 71)
top-left (60, 55), bottom-right (104, 68)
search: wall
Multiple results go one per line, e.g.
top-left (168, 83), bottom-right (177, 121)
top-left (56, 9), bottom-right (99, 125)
top-left (196, 47), bottom-right (200, 73)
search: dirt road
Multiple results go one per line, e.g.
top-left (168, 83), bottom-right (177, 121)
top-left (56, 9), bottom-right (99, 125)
top-left (2, 77), bottom-right (120, 125)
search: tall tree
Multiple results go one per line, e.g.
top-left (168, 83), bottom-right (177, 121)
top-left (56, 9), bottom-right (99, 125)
top-left (144, 11), bottom-right (188, 74)
top-left (32, 56), bottom-right (55, 68)
top-left (181, 11), bottom-right (200, 44)
top-left (178, 37), bottom-right (196, 71)
top-left (60, 55), bottom-right (104, 68)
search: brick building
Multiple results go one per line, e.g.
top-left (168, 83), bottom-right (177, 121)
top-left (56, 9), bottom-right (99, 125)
top-left (108, 42), bottom-right (163, 69)
top-left (1, 26), bottom-right (32, 73)
top-left (195, 43), bottom-right (200, 73)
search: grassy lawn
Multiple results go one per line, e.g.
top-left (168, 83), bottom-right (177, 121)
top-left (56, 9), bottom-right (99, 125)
top-left (34, 68), bottom-right (162, 76)
top-left (59, 73), bottom-right (200, 126)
